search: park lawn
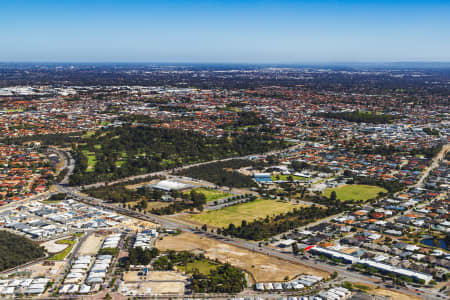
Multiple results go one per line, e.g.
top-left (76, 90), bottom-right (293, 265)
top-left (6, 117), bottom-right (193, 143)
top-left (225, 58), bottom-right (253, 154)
top-left (116, 160), bottom-right (127, 167)
top-left (82, 150), bottom-right (97, 172)
top-left (323, 184), bottom-right (387, 202)
top-left (94, 144), bottom-right (101, 150)
top-left (185, 188), bottom-right (232, 202)
top-left (189, 199), bottom-right (303, 227)
top-left (178, 259), bottom-right (218, 275)
top-left (42, 200), bottom-right (62, 204)
top-left (271, 174), bottom-right (308, 181)
top-left (82, 131), bottom-right (96, 138)
top-left (48, 239), bottom-right (76, 261)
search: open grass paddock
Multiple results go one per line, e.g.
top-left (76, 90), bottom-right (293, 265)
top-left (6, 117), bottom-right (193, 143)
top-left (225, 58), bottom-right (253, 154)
top-left (189, 198), bottom-right (304, 227)
top-left (323, 184), bottom-right (386, 202)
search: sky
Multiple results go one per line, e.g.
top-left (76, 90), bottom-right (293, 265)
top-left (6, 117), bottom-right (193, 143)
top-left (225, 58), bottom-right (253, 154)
top-left (1, 0), bottom-right (449, 63)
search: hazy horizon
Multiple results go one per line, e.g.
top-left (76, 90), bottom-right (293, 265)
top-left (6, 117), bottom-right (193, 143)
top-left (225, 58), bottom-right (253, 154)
top-left (1, 0), bottom-right (450, 63)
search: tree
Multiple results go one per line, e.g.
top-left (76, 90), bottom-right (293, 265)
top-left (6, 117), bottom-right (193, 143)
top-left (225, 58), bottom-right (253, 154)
top-left (292, 243), bottom-right (299, 255)
top-left (103, 293), bottom-right (112, 300)
top-left (201, 224), bottom-right (208, 231)
top-left (330, 191), bottom-right (337, 201)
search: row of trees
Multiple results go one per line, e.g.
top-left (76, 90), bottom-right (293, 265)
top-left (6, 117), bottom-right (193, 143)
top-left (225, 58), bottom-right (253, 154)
top-left (84, 175), bottom-right (163, 203)
top-left (350, 176), bottom-right (405, 194)
top-left (2, 132), bottom-right (81, 146)
top-left (221, 111), bottom-right (267, 129)
top-left (83, 176), bottom-right (164, 203)
top-left (177, 159), bottom-right (261, 188)
top-left (291, 160), bottom-right (333, 173)
top-left (317, 111), bottom-right (399, 124)
top-left (220, 203), bottom-right (348, 240)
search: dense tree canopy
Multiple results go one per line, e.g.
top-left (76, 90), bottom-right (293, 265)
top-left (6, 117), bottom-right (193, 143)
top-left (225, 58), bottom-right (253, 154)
top-left (191, 263), bottom-right (247, 293)
top-left (318, 111), bottom-right (399, 124)
top-left (70, 126), bottom-right (285, 185)
top-left (177, 159), bottom-right (261, 188)
top-left (0, 231), bottom-right (45, 271)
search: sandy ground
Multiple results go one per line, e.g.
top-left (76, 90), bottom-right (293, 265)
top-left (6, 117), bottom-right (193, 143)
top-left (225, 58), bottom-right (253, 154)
top-left (124, 201), bottom-right (171, 211)
top-left (156, 232), bottom-right (328, 283)
top-left (8, 261), bottom-right (66, 279)
top-left (353, 282), bottom-right (424, 300)
top-left (125, 179), bottom-right (159, 190)
top-left (373, 289), bottom-right (423, 300)
top-left (78, 234), bottom-right (104, 256)
top-left (123, 271), bottom-right (188, 282)
top-left (121, 282), bottom-right (185, 295)
top-left (126, 220), bottom-right (159, 232)
top-left (83, 291), bottom-right (126, 300)
top-left (41, 238), bottom-right (70, 253)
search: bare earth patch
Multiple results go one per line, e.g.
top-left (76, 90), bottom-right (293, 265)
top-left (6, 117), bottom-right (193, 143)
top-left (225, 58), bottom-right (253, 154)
top-left (156, 232), bottom-right (328, 283)
top-left (122, 282), bottom-right (185, 295)
top-left (122, 271), bottom-right (188, 295)
top-left (6, 261), bottom-right (66, 279)
top-left (353, 282), bottom-right (423, 300)
top-left (126, 220), bottom-right (159, 232)
top-left (119, 201), bottom-right (171, 212)
top-left (123, 271), bottom-right (188, 282)
top-left (78, 234), bottom-right (104, 256)
top-left (371, 288), bottom-right (423, 300)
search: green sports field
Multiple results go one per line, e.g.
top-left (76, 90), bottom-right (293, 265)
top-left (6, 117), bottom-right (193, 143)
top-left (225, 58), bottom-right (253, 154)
top-left (271, 174), bottom-right (308, 181)
top-left (178, 259), bottom-right (218, 275)
top-left (323, 184), bottom-right (386, 202)
top-left (189, 198), bottom-right (303, 227)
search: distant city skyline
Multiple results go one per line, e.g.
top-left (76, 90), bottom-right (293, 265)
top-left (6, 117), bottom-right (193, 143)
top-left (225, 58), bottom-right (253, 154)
top-left (1, 0), bottom-right (450, 63)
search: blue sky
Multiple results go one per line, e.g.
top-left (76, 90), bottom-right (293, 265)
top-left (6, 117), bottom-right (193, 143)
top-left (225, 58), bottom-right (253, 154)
top-left (1, 0), bottom-right (449, 63)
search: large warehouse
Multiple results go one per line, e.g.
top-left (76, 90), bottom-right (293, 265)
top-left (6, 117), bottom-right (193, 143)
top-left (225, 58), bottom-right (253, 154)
top-left (149, 180), bottom-right (193, 192)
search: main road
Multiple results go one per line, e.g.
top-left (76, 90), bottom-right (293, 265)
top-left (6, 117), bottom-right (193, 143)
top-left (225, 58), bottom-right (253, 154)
top-left (413, 143), bottom-right (449, 188)
top-left (55, 182), bottom-right (442, 300)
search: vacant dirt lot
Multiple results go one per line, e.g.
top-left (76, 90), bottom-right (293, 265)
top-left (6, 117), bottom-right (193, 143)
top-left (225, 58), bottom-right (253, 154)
top-left (78, 234), bottom-right (103, 255)
top-left (374, 289), bottom-right (423, 300)
top-left (8, 261), bottom-right (66, 279)
top-left (125, 200), bottom-right (171, 211)
top-left (122, 282), bottom-right (185, 295)
top-left (126, 220), bottom-right (159, 232)
top-left (353, 282), bottom-right (423, 300)
top-left (123, 271), bottom-right (187, 282)
top-left (156, 232), bottom-right (328, 283)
